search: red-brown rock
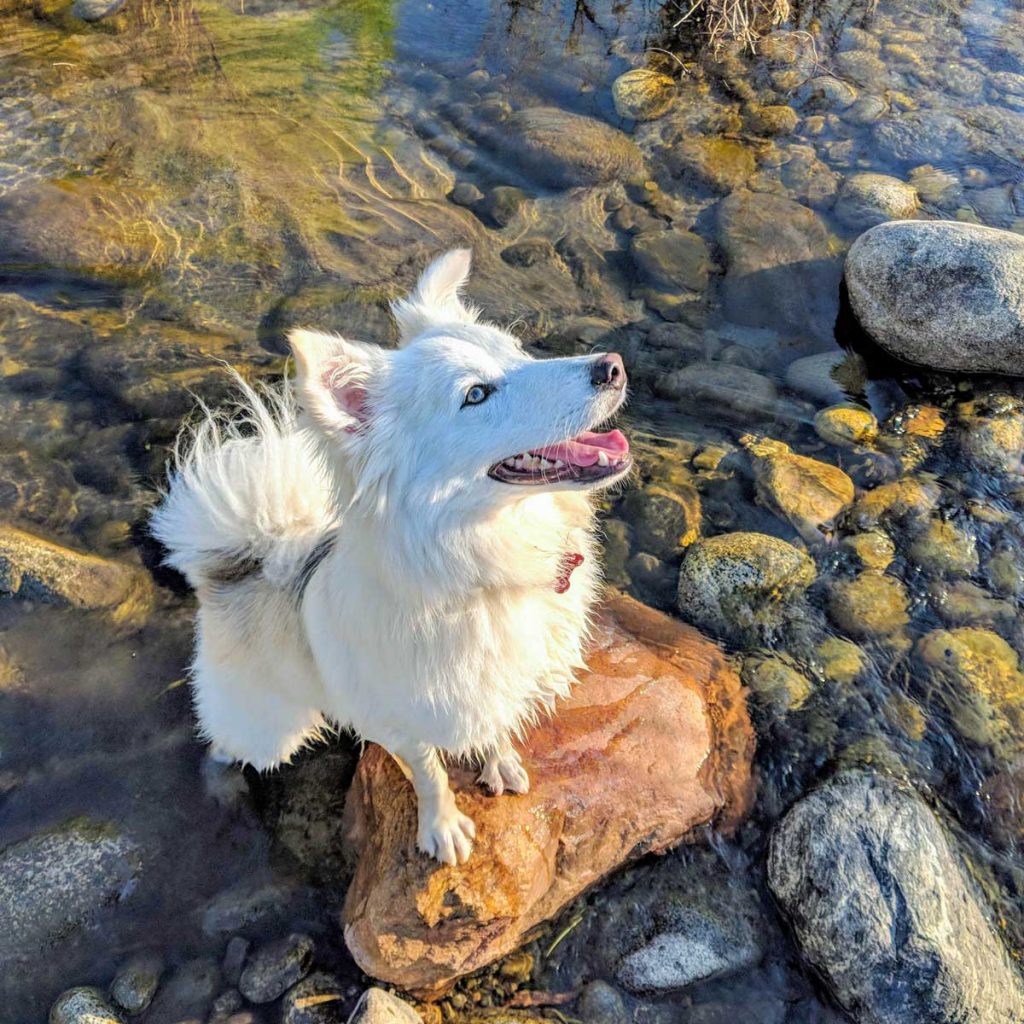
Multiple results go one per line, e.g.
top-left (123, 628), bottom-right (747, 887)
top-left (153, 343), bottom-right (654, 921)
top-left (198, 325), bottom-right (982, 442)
top-left (342, 594), bottom-right (754, 997)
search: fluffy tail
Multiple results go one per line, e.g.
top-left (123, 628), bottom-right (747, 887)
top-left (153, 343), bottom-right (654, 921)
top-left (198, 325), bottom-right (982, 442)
top-left (151, 375), bottom-right (336, 590)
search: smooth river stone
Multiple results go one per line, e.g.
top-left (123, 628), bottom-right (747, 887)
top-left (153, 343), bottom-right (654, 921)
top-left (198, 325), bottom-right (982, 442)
top-left (342, 594), bottom-right (754, 997)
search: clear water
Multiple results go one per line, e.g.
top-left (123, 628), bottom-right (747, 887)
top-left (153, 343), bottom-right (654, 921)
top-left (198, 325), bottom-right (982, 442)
top-left (2, 0), bottom-right (1024, 1019)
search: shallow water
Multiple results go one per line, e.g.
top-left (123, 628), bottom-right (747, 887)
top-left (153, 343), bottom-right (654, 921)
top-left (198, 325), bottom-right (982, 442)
top-left (2, 0), bottom-right (1024, 1019)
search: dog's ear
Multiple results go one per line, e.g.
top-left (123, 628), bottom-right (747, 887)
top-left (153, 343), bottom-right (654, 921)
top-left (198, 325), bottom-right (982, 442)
top-left (391, 248), bottom-right (478, 345)
top-left (289, 329), bottom-right (384, 436)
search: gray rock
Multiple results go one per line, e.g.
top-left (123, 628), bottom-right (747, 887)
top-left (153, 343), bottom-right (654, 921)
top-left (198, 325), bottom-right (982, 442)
top-left (630, 229), bottom-right (711, 295)
top-left (834, 173), bottom-right (919, 230)
top-left (110, 953), bottom-right (163, 1014)
top-left (677, 532), bottom-right (815, 640)
top-left (785, 350), bottom-right (867, 404)
top-left (0, 819), bottom-right (142, 967)
top-left (50, 988), bottom-right (126, 1024)
top-left (493, 108), bottom-right (644, 189)
top-left (656, 362), bottom-right (778, 420)
top-left (846, 220), bottom-right (1024, 375)
top-left (71, 0), bottom-right (126, 19)
top-left (350, 988), bottom-right (421, 1024)
top-left (873, 111), bottom-right (975, 166)
top-left (577, 981), bottom-right (628, 1024)
top-left (239, 933), bottom-right (314, 1003)
top-left (768, 772), bottom-right (1024, 1024)
top-left (144, 958), bottom-right (221, 1024)
top-left (222, 936), bottom-right (250, 986)
top-left (476, 186), bottom-right (527, 228)
top-left (0, 524), bottom-right (152, 626)
top-left (717, 190), bottom-right (841, 343)
top-left (500, 239), bottom-right (556, 267)
top-left (617, 904), bottom-right (761, 993)
top-left (448, 182), bottom-right (483, 208)
top-left (797, 76), bottom-right (858, 110)
top-left (281, 973), bottom-right (348, 1024)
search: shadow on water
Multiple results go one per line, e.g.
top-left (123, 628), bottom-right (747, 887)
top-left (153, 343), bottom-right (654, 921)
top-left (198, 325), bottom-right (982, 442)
top-left (2, 0), bottom-right (1024, 1017)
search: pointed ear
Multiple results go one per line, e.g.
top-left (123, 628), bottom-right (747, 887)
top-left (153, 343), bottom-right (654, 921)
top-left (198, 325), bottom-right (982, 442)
top-left (391, 248), bottom-right (478, 345)
top-left (289, 329), bottom-right (384, 436)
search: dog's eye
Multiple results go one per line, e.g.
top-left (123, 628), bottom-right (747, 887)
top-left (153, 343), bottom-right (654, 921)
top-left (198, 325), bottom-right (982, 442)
top-left (462, 383), bottom-right (493, 408)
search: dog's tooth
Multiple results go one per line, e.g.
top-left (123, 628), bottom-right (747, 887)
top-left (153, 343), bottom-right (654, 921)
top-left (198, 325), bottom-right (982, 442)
top-left (514, 457), bottom-right (525, 470)
top-left (597, 450), bottom-right (610, 468)
top-left (554, 459), bottom-right (565, 469)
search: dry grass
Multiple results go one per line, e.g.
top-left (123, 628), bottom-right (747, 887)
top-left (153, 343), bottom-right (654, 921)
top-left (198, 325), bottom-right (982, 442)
top-left (671, 0), bottom-right (792, 52)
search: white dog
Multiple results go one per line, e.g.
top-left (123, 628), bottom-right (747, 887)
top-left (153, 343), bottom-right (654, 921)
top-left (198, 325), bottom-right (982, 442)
top-left (152, 250), bottom-right (631, 864)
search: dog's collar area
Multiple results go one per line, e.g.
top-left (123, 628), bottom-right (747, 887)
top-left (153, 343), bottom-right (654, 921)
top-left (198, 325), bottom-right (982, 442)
top-left (554, 552), bottom-right (584, 593)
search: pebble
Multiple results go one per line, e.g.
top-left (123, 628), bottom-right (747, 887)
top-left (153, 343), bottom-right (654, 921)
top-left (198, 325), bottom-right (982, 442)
top-left (50, 988), bottom-right (126, 1024)
top-left (110, 953), bottom-right (163, 1014)
top-left (612, 69), bottom-right (676, 121)
top-left (797, 76), bottom-right (858, 110)
top-left (842, 531), bottom-right (895, 572)
top-left (908, 165), bottom-right (962, 208)
top-left (829, 572), bottom-right (909, 639)
top-left (71, 0), bottom-right (126, 20)
top-left (222, 936), bottom-right (249, 986)
top-left (448, 182), bottom-right (483, 208)
top-left (669, 135), bottom-right (756, 193)
top-left (476, 186), bottom-right (527, 228)
top-left (987, 548), bottom-right (1024, 597)
top-left (656, 362), bottom-right (778, 420)
top-left (908, 518), bottom-right (979, 576)
top-left (577, 981), bottom-right (628, 1024)
top-left (815, 636), bottom-right (867, 685)
top-left (834, 173), bottom-right (919, 230)
top-left (785, 351), bottom-right (866, 405)
top-left (349, 988), bottom-right (421, 1024)
top-left (281, 972), bottom-right (349, 1024)
top-left (847, 477), bottom-right (938, 530)
top-left (743, 654), bottom-right (813, 712)
top-left (621, 484), bottom-right (701, 558)
top-left (815, 404), bottom-right (879, 448)
top-left (239, 933), bottom-right (315, 1004)
top-left (744, 104), bottom-right (799, 136)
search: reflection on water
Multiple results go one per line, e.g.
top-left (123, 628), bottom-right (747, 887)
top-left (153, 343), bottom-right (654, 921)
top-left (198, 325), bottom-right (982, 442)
top-left (3, 0), bottom-right (1024, 1017)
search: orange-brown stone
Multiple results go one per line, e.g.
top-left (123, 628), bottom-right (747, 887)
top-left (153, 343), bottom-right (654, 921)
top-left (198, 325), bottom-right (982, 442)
top-left (342, 594), bottom-right (754, 997)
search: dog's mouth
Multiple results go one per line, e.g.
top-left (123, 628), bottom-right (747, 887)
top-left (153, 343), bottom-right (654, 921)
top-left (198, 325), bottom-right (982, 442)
top-left (487, 429), bottom-right (631, 486)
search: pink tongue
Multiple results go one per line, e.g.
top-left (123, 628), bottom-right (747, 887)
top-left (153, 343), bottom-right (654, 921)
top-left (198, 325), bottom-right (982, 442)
top-left (533, 429), bottom-right (630, 468)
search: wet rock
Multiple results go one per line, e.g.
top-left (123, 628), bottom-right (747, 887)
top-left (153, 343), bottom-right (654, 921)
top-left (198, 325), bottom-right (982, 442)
top-left (957, 396), bottom-right (1024, 472)
top-left (616, 902), bottom-right (762, 993)
top-left (677, 532), bottom-right (816, 640)
top-left (739, 435), bottom-right (854, 541)
top-left (908, 165), bottom-right (962, 209)
top-left (742, 654), bottom-right (813, 712)
top-left (577, 981), bottom-right (628, 1024)
top-left (656, 362), bottom-right (780, 421)
top-left (612, 69), bottom-right (676, 121)
top-left (930, 580), bottom-right (1014, 628)
top-left (834, 50), bottom-right (890, 90)
top-left (50, 988), bottom-right (126, 1024)
top-left (834, 173), bottom-right (919, 229)
top-left (222, 937), bottom-right (249, 987)
top-left (917, 627), bottom-right (1024, 755)
top-left (238, 933), bottom-right (314, 1003)
top-left (500, 240), bottom-right (556, 267)
top-left (842, 531), bottom-right (895, 572)
top-left (981, 757), bottom-right (1024, 849)
top-left (744, 104), bottom-right (798, 136)
top-left (0, 818), bottom-right (142, 968)
top-left (476, 187), bottom-right (527, 228)
top-left (908, 518), bottom-right (979, 576)
top-left (145, 958), bottom-right (221, 1024)
top-left (785, 351), bottom-right (866, 404)
top-left (797, 76), bottom-right (858, 111)
top-left (838, 26), bottom-right (881, 52)
top-left (71, 0), bottom-right (126, 18)
top-left (110, 953), bottom-right (163, 1014)
top-left (829, 573), bottom-right (909, 639)
top-left (669, 136), bottom-right (756, 194)
top-left (199, 876), bottom-right (313, 938)
top-left (342, 596), bottom-right (754, 996)
top-left (770, 144), bottom-right (840, 208)
top-left (630, 229), bottom-right (711, 299)
top-left (846, 220), bottom-right (1024, 374)
top-left (448, 182), bottom-right (484, 208)
top-left (717, 190), bottom-right (840, 343)
top-left (0, 450), bottom-right (78, 532)
top-left (621, 484), bottom-right (701, 558)
top-left (873, 111), bottom-right (975, 165)
top-left (769, 772), bottom-right (1024, 1024)
top-left (848, 477), bottom-right (939, 530)
top-left (843, 95), bottom-right (888, 126)
top-left (350, 989), bottom-right (420, 1024)
top-left (987, 547), bottom-right (1024, 597)
top-left (495, 108), bottom-right (644, 189)
top-left (814, 404), bottom-right (879, 448)
top-left (815, 637), bottom-right (867, 686)
top-left (281, 972), bottom-right (349, 1024)
top-left (0, 524), bottom-right (153, 627)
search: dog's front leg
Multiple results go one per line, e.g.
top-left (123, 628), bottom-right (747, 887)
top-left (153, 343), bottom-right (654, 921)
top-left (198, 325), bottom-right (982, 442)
top-left (477, 743), bottom-right (530, 796)
top-left (390, 742), bottom-right (476, 865)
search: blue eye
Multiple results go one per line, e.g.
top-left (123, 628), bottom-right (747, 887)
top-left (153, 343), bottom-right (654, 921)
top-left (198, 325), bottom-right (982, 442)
top-left (462, 383), bottom-right (493, 407)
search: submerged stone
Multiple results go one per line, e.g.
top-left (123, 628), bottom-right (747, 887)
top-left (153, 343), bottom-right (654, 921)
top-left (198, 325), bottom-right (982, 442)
top-left (612, 69), bottom-right (676, 121)
top-left (50, 988), bottom-right (126, 1024)
top-left (669, 136), bottom-right (756, 194)
top-left (834, 173), bottom-right (919, 229)
top-left (622, 483), bottom-right (701, 558)
top-left (677, 532), bottom-right (816, 640)
top-left (111, 953), bottom-right (163, 1014)
top-left (814, 404), bottom-right (879, 448)
top-left (742, 654), bottom-right (813, 712)
top-left (828, 572), bottom-right (909, 639)
top-left (769, 772), bottom-right (1024, 1024)
top-left (908, 518), bottom-right (979, 576)
top-left (342, 596), bottom-right (753, 996)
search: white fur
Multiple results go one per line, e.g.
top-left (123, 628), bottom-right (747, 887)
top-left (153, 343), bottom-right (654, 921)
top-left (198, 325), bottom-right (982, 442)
top-left (152, 250), bottom-right (629, 864)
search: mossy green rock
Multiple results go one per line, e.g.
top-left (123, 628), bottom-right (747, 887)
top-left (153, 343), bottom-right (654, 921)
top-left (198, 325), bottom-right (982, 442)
top-left (829, 572), bottom-right (910, 639)
top-left (677, 532), bottom-right (815, 640)
top-left (743, 655), bottom-right (813, 712)
top-left (815, 636), bottom-right (868, 685)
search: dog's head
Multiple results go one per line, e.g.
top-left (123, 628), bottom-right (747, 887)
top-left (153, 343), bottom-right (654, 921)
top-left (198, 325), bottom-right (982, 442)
top-left (290, 249), bottom-right (630, 512)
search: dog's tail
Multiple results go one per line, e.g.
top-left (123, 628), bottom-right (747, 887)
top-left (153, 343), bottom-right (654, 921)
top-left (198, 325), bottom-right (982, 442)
top-left (151, 374), bottom-right (336, 591)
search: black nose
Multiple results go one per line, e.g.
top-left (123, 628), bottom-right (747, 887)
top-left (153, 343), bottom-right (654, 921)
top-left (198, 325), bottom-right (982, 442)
top-left (590, 352), bottom-right (626, 390)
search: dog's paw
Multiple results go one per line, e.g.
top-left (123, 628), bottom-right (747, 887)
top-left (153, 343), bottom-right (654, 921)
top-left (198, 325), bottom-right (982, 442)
top-left (418, 803), bottom-right (476, 865)
top-left (478, 749), bottom-right (530, 796)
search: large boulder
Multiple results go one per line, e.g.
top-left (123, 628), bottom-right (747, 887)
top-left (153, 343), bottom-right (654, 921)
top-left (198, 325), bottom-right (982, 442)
top-left (768, 772), bottom-right (1024, 1024)
top-left (490, 108), bottom-right (645, 189)
top-left (342, 595), bottom-right (754, 997)
top-left (716, 190), bottom-right (841, 343)
top-left (845, 220), bottom-right (1024, 375)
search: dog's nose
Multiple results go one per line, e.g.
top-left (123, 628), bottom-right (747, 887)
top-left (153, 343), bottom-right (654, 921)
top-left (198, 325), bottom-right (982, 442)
top-left (590, 353), bottom-right (626, 390)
